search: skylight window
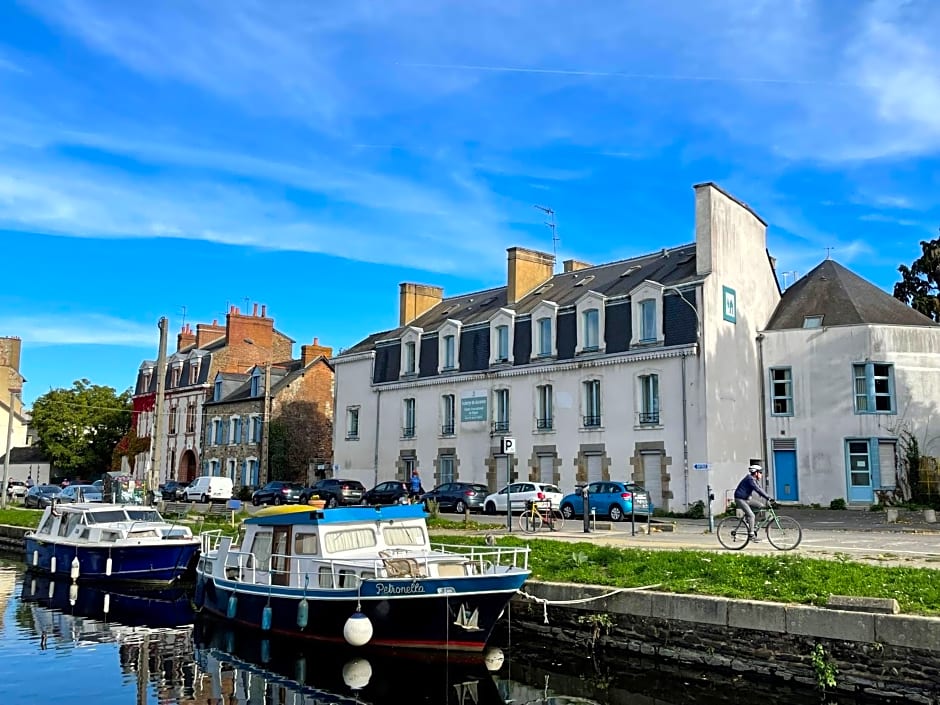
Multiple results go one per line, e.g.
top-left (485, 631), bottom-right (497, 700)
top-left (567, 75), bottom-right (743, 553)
top-left (573, 275), bottom-right (595, 288)
top-left (803, 315), bottom-right (824, 329)
top-left (620, 265), bottom-right (641, 277)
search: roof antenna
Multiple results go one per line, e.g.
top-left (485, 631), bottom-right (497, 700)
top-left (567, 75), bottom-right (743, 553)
top-left (533, 205), bottom-right (558, 268)
top-left (825, 247), bottom-right (834, 259)
top-left (179, 305), bottom-right (187, 329)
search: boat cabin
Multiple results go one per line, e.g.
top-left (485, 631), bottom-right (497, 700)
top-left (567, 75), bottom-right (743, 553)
top-left (34, 503), bottom-right (194, 544)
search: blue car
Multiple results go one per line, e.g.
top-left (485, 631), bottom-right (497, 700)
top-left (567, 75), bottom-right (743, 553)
top-left (559, 481), bottom-right (653, 522)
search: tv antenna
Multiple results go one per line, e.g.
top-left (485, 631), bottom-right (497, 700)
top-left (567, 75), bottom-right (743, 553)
top-left (825, 247), bottom-right (835, 259)
top-left (533, 205), bottom-right (558, 263)
top-left (179, 305), bottom-right (187, 329)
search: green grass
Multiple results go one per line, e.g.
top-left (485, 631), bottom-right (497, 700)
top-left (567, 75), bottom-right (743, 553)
top-left (0, 507), bottom-right (42, 528)
top-left (432, 534), bottom-right (940, 616)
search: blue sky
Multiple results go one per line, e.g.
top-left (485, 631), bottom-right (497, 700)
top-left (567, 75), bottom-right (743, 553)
top-left (1, 0), bottom-right (939, 406)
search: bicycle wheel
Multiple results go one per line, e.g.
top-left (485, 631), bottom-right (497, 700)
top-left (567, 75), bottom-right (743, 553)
top-left (766, 515), bottom-right (802, 550)
top-left (716, 516), bottom-right (750, 550)
top-left (520, 512), bottom-right (541, 533)
top-left (549, 509), bottom-right (566, 532)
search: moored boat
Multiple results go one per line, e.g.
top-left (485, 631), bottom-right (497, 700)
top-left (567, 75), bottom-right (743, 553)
top-left (195, 503), bottom-right (530, 651)
top-left (24, 502), bottom-right (201, 586)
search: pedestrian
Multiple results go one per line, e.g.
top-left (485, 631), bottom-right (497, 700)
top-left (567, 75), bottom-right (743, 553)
top-left (409, 469), bottom-right (423, 501)
top-left (733, 464), bottom-right (773, 542)
top-left (26, 474), bottom-right (33, 489)
top-left (61, 477), bottom-right (70, 489)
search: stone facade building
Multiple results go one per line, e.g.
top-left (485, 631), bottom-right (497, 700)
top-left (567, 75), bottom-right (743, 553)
top-left (0, 336), bottom-right (27, 464)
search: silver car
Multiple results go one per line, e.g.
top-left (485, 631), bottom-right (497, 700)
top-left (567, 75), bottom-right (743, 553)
top-left (58, 484), bottom-right (104, 503)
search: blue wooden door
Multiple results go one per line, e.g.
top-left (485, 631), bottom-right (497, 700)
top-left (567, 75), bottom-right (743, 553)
top-left (773, 449), bottom-right (799, 502)
top-left (846, 439), bottom-right (873, 503)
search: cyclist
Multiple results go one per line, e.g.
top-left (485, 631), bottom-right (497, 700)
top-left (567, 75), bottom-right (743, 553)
top-left (734, 464), bottom-right (772, 542)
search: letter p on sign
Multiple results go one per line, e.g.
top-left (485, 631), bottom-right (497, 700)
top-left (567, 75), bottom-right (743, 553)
top-left (500, 437), bottom-right (516, 454)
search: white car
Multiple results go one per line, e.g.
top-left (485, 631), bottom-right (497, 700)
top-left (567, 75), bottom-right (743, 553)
top-left (483, 482), bottom-right (564, 514)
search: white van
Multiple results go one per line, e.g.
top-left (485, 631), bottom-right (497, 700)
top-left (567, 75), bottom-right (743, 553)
top-left (183, 476), bottom-right (234, 503)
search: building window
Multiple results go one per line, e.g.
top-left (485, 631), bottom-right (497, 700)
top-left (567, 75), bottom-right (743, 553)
top-left (770, 367), bottom-right (793, 415)
top-left (168, 449), bottom-right (176, 479)
top-left (638, 374), bottom-right (659, 425)
top-left (231, 416), bottom-right (242, 444)
top-left (493, 389), bottom-right (510, 433)
top-left (537, 317), bottom-right (552, 356)
top-left (141, 371), bottom-right (152, 391)
top-left (582, 308), bottom-right (599, 351)
top-left (853, 363), bottom-right (895, 414)
top-left (583, 380), bottom-right (601, 427)
top-left (213, 377), bottom-right (223, 401)
top-left (250, 415), bottom-right (263, 443)
top-left (186, 404), bottom-right (196, 433)
top-left (441, 394), bottom-right (455, 435)
top-left (346, 407), bottom-right (360, 440)
top-left (536, 384), bottom-right (553, 430)
top-left (171, 367), bottom-right (181, 387)
top-left (404, 341), bottom-right (416, 375)
top-left (244, 458), bottom-right (260, 487)
top-left (439, 455), bottom-right (456, 485)
top-left (442, 334), bottom-right (456, 370)
top-left (402, 398), bottom-right (416, 438)
top-left (495, 325), bottom-right (509, 362)
top-left (250, 369), bottom-right (262, 397)
top-left (210, 418), bottom-right (221, 446)
top-left (227, 458), bottom-right (237, 480)
top-left (168, 407), bottom-right (178, 435)
top-left (803, 315), bottom-right (823, 328)
top-left (190, 364), bottom-right (199, 385)
top-left (639, 299), bottom-right (656, 342)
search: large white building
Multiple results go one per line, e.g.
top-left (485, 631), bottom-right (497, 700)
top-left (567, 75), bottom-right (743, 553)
top-left (332, 183), bottom-right (782, 512)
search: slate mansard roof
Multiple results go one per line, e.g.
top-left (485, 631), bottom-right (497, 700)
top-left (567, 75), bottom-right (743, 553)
top-left (766, 260), bottom-right (938, 330)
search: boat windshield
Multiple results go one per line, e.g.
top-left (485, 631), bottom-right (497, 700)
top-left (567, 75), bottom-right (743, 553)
top-left (126, 509), bottom-right (164, 522)
top-left (85, 510), bottom-right (131, 524)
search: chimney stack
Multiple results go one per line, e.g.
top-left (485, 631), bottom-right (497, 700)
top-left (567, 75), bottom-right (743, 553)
top-left (301, 337), bottom-right (333, 366)
top-left (177, 323), bottom-right (197, 351)
top-left (223, 303), bottom-right (275, 373)
top-left (507, 246), bottom-right (555, 305)
top-left (563, 259), bottom-right (592, 273)
top-left (195, 319), bottom-right (226, 348)
top-left (399, 283), bottom-right (444, 326)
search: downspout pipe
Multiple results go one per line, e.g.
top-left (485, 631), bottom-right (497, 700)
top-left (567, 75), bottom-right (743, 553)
top-left (756, 333), bottom-right (770, 494)
top-left (373, 387), bottom-right (382, 488)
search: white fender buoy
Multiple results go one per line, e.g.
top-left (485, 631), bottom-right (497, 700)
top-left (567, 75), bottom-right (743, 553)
top-left (47, 580), bottom-right (54, 599)
top-left (50, 556), bottom-right (57, 574)
top-left (69, 583), bottom-right (78, 606)
top-left (32, 550), bottom-right (38, 567)
top-left (484, 647), bottom-right (505, 672)
top-left (105, 557), bottom-right (113, 577)
top-left (342, 658), bottom-right (373, 690)
top-left (343, 612), bottom-right (373, 647)
top-left (70, 557), bottom-right (80, 581)
top-left (103, 593), bottom-right (110, 614)
top-left (30, 579), bottom-right (36, 596)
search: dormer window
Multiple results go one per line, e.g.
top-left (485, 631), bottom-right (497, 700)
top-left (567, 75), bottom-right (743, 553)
top-left (495, 326), bottom-right (509, 361)
top-left (213, 374), bottom-right (223, 402)
top-left (489, 309), bottom-right (515, 366)
top-left (443, 335), bottom-right (456, 369)
top-left (404, 341), bottom-right (416, 373)
top-left (630, 281), bottom-right (665, 347)
top-left (141, 369), bottom-right (152, 392)
top-left (639, 300), bottom-right (656, 341)
top-left (399, 327), bottom-right (422, 378)
top-left (250, 368), bottom-right (262, 397)
top-left (170, 366), bottom-right (181, 387)
top-left (190, 362), bottom-right (200, 385)
top-left (437, 320), bottom-right (462, 374)
top-left (537, 318), bottom-right (552, 356)
top-left (575, 292), bottom-right (606, 354)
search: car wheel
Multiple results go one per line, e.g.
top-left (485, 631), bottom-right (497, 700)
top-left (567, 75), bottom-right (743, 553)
top-left (561, 503), bottom-right (576, 520)
top-left (327, 497), bottom-right (338, 508)
top-left (455, 500), bottom-right (467, 514)
top-left (273, 495), bottom-right (283, 506)
top-left (252, 496), bottom-right (260, 506)
top-left (609, 505), bottom-right (624, 522)
top-left (484, 502), bottom-right (496, 515)
top-left (201, 494), bottom-right (209, 504)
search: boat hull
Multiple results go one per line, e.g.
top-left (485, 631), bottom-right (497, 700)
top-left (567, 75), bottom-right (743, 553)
top-left (24, 536), bottom-right (200, 586)
top-left (196, 571), bottom-right (528, 651)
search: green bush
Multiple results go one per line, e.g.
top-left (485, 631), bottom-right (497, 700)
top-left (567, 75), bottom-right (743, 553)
top-left (829, 498), bottom-right (847, 510)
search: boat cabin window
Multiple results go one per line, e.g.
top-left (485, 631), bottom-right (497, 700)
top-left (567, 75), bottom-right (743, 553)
top-left (86, 510), bottom-right (129, 524)
top-left (58, 513), bottom-right (82, 537)
top-left (126, 509), bottom-right (163, 522)
top-left (250, 531), bottom-right (273, 571)
top-left (37, 514), bottom-right (53, 535)
top-left (318, 567), bottom-right (358, 588)
top-left (294, 532), bottom-right (319, 555)
top-left (129, 529), bottom-right (159, 539)
top-left (324, 528), bottom-right (376, 553)
top-left (382, 526), bottom-right (425, 547)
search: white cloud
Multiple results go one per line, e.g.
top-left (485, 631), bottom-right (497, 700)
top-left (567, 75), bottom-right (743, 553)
top-left (0, 314), bottom-right (157, 347)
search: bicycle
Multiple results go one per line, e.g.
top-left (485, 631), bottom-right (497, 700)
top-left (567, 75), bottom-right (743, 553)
top-left (716, 502), bottom-right (802, 550)
top-left (519, 499), bottom-right (566, 533)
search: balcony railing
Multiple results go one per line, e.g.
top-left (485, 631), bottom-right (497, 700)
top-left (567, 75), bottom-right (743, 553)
top-left (492, 420), bottom-right (510, 433)
top-left (441, 423), bottom-right (455, 436)
top-left (536, 417), bottom-right (553, 430)
top-left (402, 426), bottom-right (415, 439)
top-left (583, 415), bottom-right (602, 428)
top-left (637, 411), bottom-right (660, 425)
top-left (345, 432), bottom-right (359, 441)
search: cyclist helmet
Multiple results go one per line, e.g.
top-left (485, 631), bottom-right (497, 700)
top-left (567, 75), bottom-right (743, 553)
top-left (748, 464), bottom-right (763, 474)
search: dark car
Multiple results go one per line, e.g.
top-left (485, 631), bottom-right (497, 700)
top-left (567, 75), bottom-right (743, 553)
top-left (421, 482), bottom-right (490, 514)
top-left (302, 478), bottom-right (365, 508)
top-left (251, 481), bottom-right (304, 506)
top-left (361, 480), bottom-right (409, 506)
top-left (24, 484), bottom-right (62, 509)
top-left (159, 481), bottom-right (190, 501)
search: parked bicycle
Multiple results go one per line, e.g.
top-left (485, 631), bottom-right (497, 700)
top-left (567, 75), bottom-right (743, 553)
top-left (716, 502), bottom-right (802, 550)
top-left (520, 499), bottom-right (566, 533)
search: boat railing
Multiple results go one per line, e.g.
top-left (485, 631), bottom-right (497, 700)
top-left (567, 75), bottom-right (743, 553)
top-left (201, 530), bottom-right (224, 554)
top-left (430, 542), bottom-right (530, 570)
top-left (224, 549), bottom-right (259, 582)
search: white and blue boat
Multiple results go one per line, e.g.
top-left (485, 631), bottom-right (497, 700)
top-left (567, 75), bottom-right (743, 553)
top-left (194, 504), bottom-right (530, 651)
top-left (24, 502), bottom-right (201, 586)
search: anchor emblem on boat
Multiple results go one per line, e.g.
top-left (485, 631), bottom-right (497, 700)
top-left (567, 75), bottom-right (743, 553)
top-left (453, 603), bottom-right (481, 631)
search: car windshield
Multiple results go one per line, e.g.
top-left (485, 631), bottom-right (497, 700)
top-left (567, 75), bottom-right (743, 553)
top-left (39, 486), bottom-right (60, 494)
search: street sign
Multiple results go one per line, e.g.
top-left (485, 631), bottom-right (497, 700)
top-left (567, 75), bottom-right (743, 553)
top-left (693, 463), bottom-right (710, 470)
top-left (500, 437), bottom-right (516, 454)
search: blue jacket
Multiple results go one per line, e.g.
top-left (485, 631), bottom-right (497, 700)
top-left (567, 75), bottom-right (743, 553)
top-left (734, 474), bottom-right (770, 501)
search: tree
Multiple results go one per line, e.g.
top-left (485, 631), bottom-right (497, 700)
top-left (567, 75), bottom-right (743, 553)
top-left (268, 401), bottom-right (333, 482)
top-left (30, 379), bottom-right (132, 476)
top-left (893, 235), bottom-right (940, 321)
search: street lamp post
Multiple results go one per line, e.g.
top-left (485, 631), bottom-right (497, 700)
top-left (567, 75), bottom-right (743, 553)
top-left (1, 386), bottom-right (22, 510)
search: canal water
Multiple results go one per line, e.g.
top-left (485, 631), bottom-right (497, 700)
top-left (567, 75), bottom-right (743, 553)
top-left (0, 558), bottom-right (877, 705)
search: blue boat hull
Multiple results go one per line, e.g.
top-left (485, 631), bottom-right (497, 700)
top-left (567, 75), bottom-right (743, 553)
top-left (196, 571), bottom-right (528, 651)
top-left (24, 536), bottom-right (199, 586)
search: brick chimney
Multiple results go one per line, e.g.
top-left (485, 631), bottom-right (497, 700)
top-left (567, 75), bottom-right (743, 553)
top-left (507, 247), bottom-right (555, 305)
top-left (195, 320), bottom-right (226, 348)
top-left (177, 323), bottom-right (196, 351)
top-left (301, 337), bottom-right (333, 366)
top-left (563, 258), bottom-right (592, 273)
top-left (399, 283), bottom-right (444, 326)
top-left (224, 303), bottom-right (275, 372)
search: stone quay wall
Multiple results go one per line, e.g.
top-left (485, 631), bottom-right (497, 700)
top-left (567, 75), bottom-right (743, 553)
top-left (512, 581), bottom-right (940, 704)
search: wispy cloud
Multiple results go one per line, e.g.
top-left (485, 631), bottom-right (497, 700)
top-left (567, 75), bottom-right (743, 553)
top-left (0, 313), bottom-right (156, 347)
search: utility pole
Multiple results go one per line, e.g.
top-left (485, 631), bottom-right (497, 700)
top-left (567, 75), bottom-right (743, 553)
top-left (259, 361), bottom-right (272, 484)
top-left (149, 317), bottom-right (168, 505)
top-left (1, 385), bottom-right (21, 510)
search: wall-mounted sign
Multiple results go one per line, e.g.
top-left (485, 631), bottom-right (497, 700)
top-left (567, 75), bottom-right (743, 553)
top-left (722, 286), bottom-right (737, 323)
top-left (460, 390), bottom-right (488, 422)
top-left (500, 437), bottom-right (516, 454)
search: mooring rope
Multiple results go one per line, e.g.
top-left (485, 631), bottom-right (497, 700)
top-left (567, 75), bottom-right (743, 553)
top-left (516, 584), bottom-right (662, 624)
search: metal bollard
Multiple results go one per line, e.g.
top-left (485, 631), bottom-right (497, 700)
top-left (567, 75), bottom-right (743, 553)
top-left (581, 485), bottom-right (591, 533)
